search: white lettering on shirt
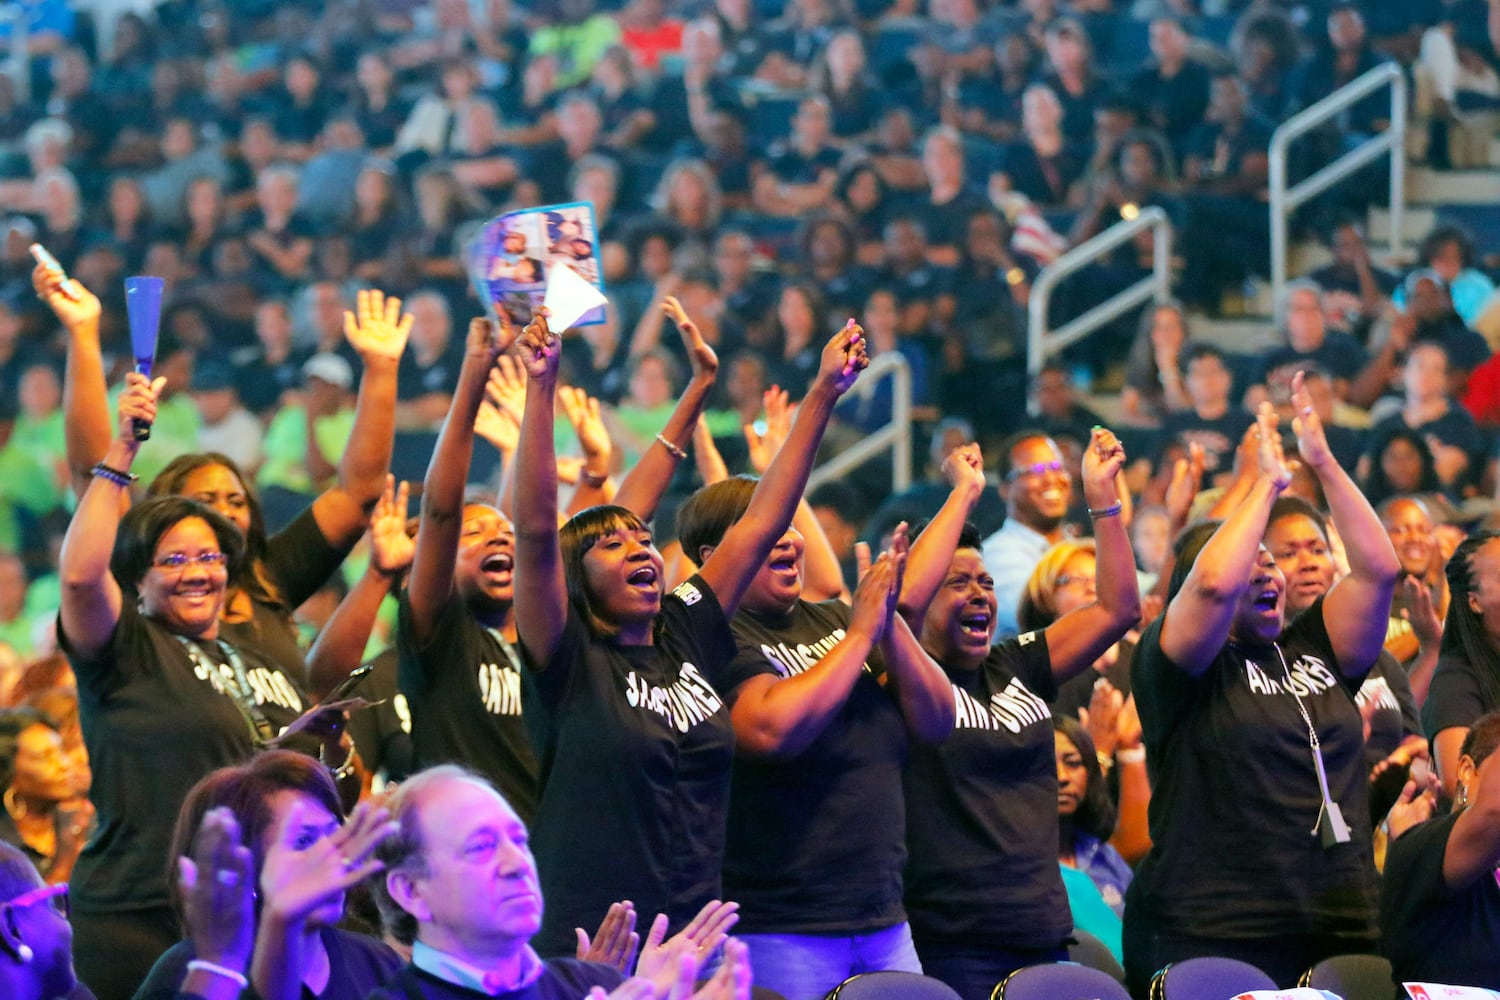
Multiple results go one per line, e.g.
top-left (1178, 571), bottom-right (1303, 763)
top-left (673, 581), bottom-right (703, 606)
top-left (1356, 675), bottom-right (1400, 714)
top-left (245, 667), bottom-right (303, 712)
top-left (624, 662), bottom-right (725, 733)
top-left (479, 661), bottom-right (523, 716)
top-left (1243, 653), bottom-right (1339, 697)
top-left (758, 628), bottom-right (849, 679)
top-left (951, 676), bottom-right (1051, 733)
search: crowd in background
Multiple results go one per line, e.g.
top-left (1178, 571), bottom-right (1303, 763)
top-left (2, 0), bottom-right (1500, 998)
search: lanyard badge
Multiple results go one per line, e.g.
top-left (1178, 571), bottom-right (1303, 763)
top-left (1274, 642), bottom-right (1352, 848)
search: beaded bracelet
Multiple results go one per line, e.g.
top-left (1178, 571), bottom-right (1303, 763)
top-left (91, 461), bottom-right (139, 486)
top-left (1087, 501), bottom-right (1123, 519)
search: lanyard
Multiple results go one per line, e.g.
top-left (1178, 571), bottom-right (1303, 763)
top-left (1273, 641), bottom-right (1352, 847)
top-left (174, 634), bottom-right (277, 745)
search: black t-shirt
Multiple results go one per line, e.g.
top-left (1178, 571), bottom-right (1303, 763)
top-left (1159, 408), bottom-right (1254, 481)
top-left (1357, 650), bottom-right (1421, 771)
top-left (397, 592), bottom-right (538, 824)
top-left (368, 959), bottom-right (622, 1000)
top-left (1422, 652), bottom-right (1498, 742)
top-left (60, 603), bottom-right (308, 911)
top-left (903, 630), bottom-right (1071, 950)
top-left (1126, 597), bottom-right (1378, 942)
top-left (136, 927), bottom-right (402, 1000)
top-left (716, 599), bottom-right (908, 935)
top-left (521, 575), bottom-right (737, 956)
top-left (344, 648), bottom-right (414, 785)
top-left (1367, 408), bottom-right (1486, 488)
top-left (1381, 811), bottom-right (1500, 987)
top-left (397, 346), bottom-right (466, 403)
top-left (1131, 61), bottom-right (1212, 151)
top-left (1050, 641), bottom-right (1133, 722)
top-left (1257, 331), bottom-right (1369, 385)
top-left (220, 506), bottom-right (353, 682)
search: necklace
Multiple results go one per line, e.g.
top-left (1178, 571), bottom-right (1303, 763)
top-left (1271, 641), bottom-right (1352, 847)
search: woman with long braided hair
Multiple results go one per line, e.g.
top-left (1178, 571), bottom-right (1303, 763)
top-left (1424, 531), bottom-right (1500, 802)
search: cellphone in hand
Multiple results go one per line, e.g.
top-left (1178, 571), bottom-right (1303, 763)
top-left (323, 663), bottom-right (375, 704)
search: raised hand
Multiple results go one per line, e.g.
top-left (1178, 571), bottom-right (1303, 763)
top-left (1080, 426), bottom-right (1127, 506)
top-left (117, 372), bottom-right (167, 447)
top-left (369, 475), bottom-right (415, 576)
top-left (559, 386), bottom-right (613, 469)
top-left (1400, 574), bottom-right (1443, 647)
top-left (664, 295), bottom-right (718, 380)
top-left (1085, 679), bottom-right (1125, 757)
top-left (577, 900), bottom-right (641, 973)
top-left (850, 549), bottom-right (900, 645)
top-left (742, 386), bottom-right (792, 474)
top-left (475, 400), bottom-right (520, 453)
top-left (693, 417), bottom-right (730, 485)
top-left (1163, 442), bottom-right (1205, 526)
top-left (32, 259), bottom-right (99, 331)
top-left (487, 355), bottom-right (528, 424)
top-left (259, 799), bottom-right (396, 926)
top-left (815, 320), bottom-right (869, 396)
top-left (1254, 401), bottom-right (1293, 490)
top-left (178, 807), bottom-right (255, 973)
top-left (941, 443), bottom-right (986, 495)
top-left (518, 309), bottom-right (560, 383)
top-left (342, 289), bottom-right (414, 363)
top-left (1288, 370), bottom-right (1334, 471)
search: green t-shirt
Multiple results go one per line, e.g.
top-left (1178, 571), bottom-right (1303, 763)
top-left (258, 406), bottom-right (356, 495)
top-left (527, 15), bottom-right (621, 89)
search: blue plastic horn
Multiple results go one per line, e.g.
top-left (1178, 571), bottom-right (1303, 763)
top-left (124, 276), bottom-right (165, 442)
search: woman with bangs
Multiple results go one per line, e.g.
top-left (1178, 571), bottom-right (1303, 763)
top-left (1123, 374), bottom-right (1400, 991)
top-left (895, 432), bottom-right (1139, 999)
top-left (512, 308), bottom-right (868, 957)
top-left (36, 262), bottom-right (411, 698)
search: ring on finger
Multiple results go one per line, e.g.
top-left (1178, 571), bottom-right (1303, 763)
top-left (216, 869), bottom-right (240, 887)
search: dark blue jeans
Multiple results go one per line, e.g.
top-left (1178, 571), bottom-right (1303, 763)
top-left (915, 941), bottom-right (1069, 1000)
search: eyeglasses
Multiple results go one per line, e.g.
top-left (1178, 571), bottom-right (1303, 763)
top-left (153, 551), bottom-right (228, 571)
top-left (1007, 460), bottom-right (1065, 482)
top-left (1055, 574), bottom-right (1096, 591)
top-left (1, 883), bottom-right (69, 940)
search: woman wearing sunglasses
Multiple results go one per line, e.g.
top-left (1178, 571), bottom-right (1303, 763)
top-left (56, 375), bottom-right (314, 1000)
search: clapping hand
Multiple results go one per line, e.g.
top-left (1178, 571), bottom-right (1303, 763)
top-left (259, 799), bottom-right (396, 927)
top-left (577, 900), bottom-right (641, 973)
top-left (178, 807), bottom-right (255, 974)
top-left (1254, 402), bottom-right (1293, 491)
top-left (742, 387), bottom-right (792, 474)
top-left (1288, 371), bottom-right (1334, 472)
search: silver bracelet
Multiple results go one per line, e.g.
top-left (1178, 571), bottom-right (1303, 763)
top-left (655, 433), bottom-right (687, 459)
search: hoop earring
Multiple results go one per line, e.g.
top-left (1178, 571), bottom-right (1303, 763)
top-left (1460, 784), bottom-right (1470, 807)
top-left (2, 787), bottom-right (25, 821)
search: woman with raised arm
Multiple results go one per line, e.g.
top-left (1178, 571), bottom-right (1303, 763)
top-left (512, 309), bottom-right (867, 958)
top-left (35, 262), bottom-right (409, 696)
top-left (672, 471), bottom-right (951, 999)
top-left (55, 374), bottom-right (314, 1000)
top-left (895, 433), bottom-right (1140, 1000)
top-left (1123, 377), bottom-right (1402, 991)
top-left (397, 311), bottom-right (539, 822)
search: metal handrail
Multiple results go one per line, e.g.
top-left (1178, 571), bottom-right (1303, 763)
top-left (1027, 206), bottom-right (1172, 375)
top-left (1269, 62), bottom-right (1406, 310)
top-left (806, 351), bottom-right (911, 495)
